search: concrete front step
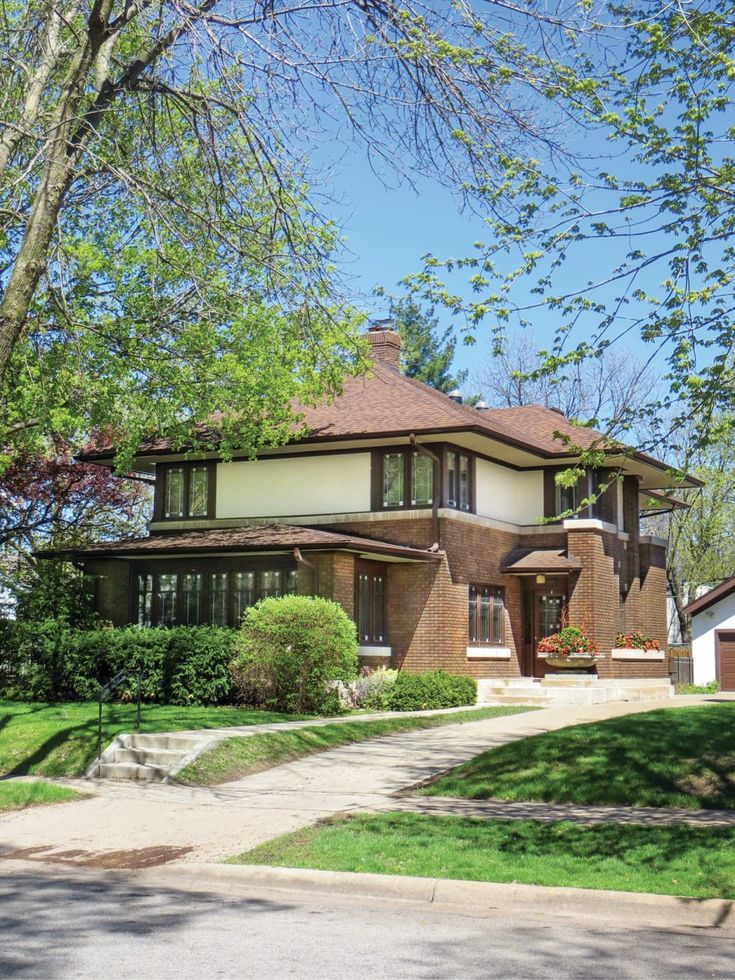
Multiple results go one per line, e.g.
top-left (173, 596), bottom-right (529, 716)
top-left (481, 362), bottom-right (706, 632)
top-left (97, 761), bottom-right (170, 781)
top-left (88, 731), bottom-right (209, 782)
top-left (477, 676), bottom-right (673, 706)
top-left (112, 747), bottom-right (187, 767)
top-left (119, 733), bottom-right (203, 752)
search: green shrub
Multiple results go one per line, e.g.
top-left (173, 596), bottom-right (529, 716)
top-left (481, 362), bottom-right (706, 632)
top-left (331, 666), bottom-right (398, 710)
top-left (231, 595), bottom-right (358, 715)
top-left (386, 670), bottom-right (477, 712)
top-left (676, 680), bottom-right (720, 695)
top-left (0, 620), bottom-right (236, 704)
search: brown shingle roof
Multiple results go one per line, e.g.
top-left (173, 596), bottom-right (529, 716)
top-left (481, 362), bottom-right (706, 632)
top-left (81, 363), bottom-right (611, 461)
top-left (40, 524), bottom-right (442, 562)
top-left (500, 548), bottom-right (583, 574)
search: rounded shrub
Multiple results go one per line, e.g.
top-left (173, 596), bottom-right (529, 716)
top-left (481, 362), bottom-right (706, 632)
top-left (231, 595), bottom-right (358, 715)
top-left (386, 670), bottom-right (477, 712)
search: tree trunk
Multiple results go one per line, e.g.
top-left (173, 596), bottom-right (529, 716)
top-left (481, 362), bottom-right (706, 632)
top-left (667, 566), bottom-right (692, 645)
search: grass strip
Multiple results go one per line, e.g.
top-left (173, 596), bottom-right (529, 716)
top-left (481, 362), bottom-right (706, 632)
top-left (422, 704), bottom-right (735, 810)
top-left (230, 812), bottom-right (735, 900)
top-left (0, 701), bottom-right (313, 778)
top-left (177, 706), bottom-right (532, 785)
top-left (0, 780), bottom-right (82, 812)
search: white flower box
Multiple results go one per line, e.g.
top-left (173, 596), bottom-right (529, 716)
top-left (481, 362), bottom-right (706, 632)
top-left (611, 648), bottom-right (665, 660)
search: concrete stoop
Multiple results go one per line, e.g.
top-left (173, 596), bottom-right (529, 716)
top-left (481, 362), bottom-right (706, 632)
top-left (86, 732), bottom-right (209, 782)
top-left (477, 676), bottom-right (673, 707)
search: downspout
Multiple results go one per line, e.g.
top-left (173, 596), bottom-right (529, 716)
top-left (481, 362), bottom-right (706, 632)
top-left (409, 434), bottom-right (441, 551)
top-left (293, 546), bottom-right (316, 594)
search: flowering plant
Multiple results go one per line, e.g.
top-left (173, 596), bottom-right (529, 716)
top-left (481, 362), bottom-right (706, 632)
top-left (538, 625), bottom-right (597, 657)
top-left (615, 631), bottom-right (660, 651)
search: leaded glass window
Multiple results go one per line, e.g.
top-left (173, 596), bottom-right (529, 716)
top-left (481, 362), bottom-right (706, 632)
top-left (468, 586), bottom-right (504, 645)
top-left (382, 453), bottom-right (404, 507)
top-left (411, 453), bottom-right (434, 506)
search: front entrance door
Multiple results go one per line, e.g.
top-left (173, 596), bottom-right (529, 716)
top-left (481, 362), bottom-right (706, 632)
top-left (522, 580), bottom-right (568, 677)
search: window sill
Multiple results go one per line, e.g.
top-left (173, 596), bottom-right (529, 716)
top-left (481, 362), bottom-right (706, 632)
top-left (358, 645), bottom-right (392, 658)
top-left (467, 646), bottom-right (511, 659)
top-left (610, 648), bottom-right (665, 660)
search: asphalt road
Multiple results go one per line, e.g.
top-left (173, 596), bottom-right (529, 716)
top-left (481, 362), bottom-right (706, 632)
top-left (2, 866), bottom-right (734, 979)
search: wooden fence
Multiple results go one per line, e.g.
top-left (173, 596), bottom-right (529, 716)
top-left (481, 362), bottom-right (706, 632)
top-left (668, 656), bottom-right (693, 686)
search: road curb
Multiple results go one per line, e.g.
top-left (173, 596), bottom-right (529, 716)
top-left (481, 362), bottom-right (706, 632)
top-left (147, 863), bottom-right (735, 932)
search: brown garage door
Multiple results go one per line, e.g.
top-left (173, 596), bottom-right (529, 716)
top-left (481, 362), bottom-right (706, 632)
top-left (716, 631), bottom-right (735, 691)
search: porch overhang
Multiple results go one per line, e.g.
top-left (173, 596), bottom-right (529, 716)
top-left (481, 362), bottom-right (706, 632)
top-left (500, 548), bottom-right (582, 575)
top-left (36, 523), bottom-right (444, 565)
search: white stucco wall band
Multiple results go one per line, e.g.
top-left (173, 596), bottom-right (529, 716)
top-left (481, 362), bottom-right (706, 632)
top-left (216, 453), bottom-right (372, 518)
top-left (474, 459), bottom-right (544, 525)
top-left (691, 591), bottom-right (735, 686)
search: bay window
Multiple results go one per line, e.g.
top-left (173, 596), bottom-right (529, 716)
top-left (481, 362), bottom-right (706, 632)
top-left (135, 563), bottom-right (298, 628)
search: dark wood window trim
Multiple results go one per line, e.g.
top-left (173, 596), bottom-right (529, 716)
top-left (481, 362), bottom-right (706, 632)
top-left (154, 462), bottom-right (216, 522)
top-left (131, 555), bottom-right (297, 628)
top-left (355, 559), bottom-right (387, 645)
top-left (468, 584), bottom-right (505, 646)
top-left (371, 448), bottom-right (439, 512)
top-left (543, 467), bottom-right (607, 522)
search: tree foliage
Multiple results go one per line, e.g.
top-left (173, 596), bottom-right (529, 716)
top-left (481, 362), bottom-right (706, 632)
top-left (0, 0), bottom-right (589, 468)
top-left (408, 0), bottom-right (735, 460)
top-left (658, 424), bottom-right (735, 643)
top-left (388, 297), bottom-right (466, 393)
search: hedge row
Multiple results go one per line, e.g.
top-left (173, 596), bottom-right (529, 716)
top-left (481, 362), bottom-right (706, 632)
top-left (0, 618), bottom-right (477, 711)
top-left (386, 670), bottom-right (477, 711)
top-left (0, 620), bottom-right (236, 705)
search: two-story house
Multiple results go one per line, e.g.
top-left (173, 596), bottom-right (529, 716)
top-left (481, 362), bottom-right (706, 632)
top-left (67, 325), bottom-right (696, 682)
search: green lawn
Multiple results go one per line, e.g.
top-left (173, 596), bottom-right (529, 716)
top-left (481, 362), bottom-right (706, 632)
top-left (178, 706), bottom-right (532, 785)
top-left (0, 701), bottom-right (312, 778)
top-left (422, 704), bottom-right (735, 809)
top-left (231, 812), bottom-right (735, 899)
top-left (0, 780), bottom-right (82, 812)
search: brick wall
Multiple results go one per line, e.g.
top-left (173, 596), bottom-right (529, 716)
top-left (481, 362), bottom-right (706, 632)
top-left (640, 540), bottom-right (668, 648)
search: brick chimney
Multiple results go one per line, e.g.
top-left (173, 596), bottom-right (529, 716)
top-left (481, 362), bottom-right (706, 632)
top-left (366, 320), bottom-right (401, 371)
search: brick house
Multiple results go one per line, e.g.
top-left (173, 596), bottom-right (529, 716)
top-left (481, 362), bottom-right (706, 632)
top-left (69, 326), bottom-right (695, 682)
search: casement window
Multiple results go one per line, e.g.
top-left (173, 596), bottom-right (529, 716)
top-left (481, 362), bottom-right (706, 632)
top-left (468, 585), bottom-right (505, 646)
top-left (158, 463), bottom-right (214, 520)
top-left (356, 562), bottom-right (386, 644)
top-left (155, 573), bottom-right (178, 627)
top-left (447, 450), bottom-right (471, 511)
top-left (182, 572), bottom-right (204, 625)
top-left (555, 480), bottom-right (577, 516)
top-left (377, 450), bottom-right (435, 510)
top-left (136, 566), bottom-right (298, 628)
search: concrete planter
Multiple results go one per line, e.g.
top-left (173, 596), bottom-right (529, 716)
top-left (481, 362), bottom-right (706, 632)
top-left (611, 648), bottom-right (665, 660)
top-left (542, 653), bottom-right (598, 670)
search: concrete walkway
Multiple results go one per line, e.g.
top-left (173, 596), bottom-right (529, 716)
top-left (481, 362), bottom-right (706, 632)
top-left (0, 693), bottom-right (731, 869)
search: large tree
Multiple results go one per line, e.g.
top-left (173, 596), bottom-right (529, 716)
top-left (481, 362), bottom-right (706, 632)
top-left (473, 330), bottom-right (655, 436)
top-left (0, 0), bottom-right (588, 468)
top-left (388, 297), bottom-right (466, 393)
top-left (653, 424), bottom-right (735, 643)
top-left (408, 0), bottom-right (735, 461)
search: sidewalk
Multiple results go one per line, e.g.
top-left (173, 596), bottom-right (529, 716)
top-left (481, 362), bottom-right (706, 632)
top-left (0, 694), bottom-right (730, 869)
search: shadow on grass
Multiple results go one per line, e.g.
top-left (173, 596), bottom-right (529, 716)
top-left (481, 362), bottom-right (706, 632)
top-left (423, 704), bottom-right (735, 809)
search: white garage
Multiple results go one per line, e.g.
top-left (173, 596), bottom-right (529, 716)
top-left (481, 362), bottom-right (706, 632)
top-left (687, 577), bottom-right (735, 690)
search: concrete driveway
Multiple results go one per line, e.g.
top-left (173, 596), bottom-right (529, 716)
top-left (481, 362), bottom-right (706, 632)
top-left (0, 694), bottom-right (730, 868)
